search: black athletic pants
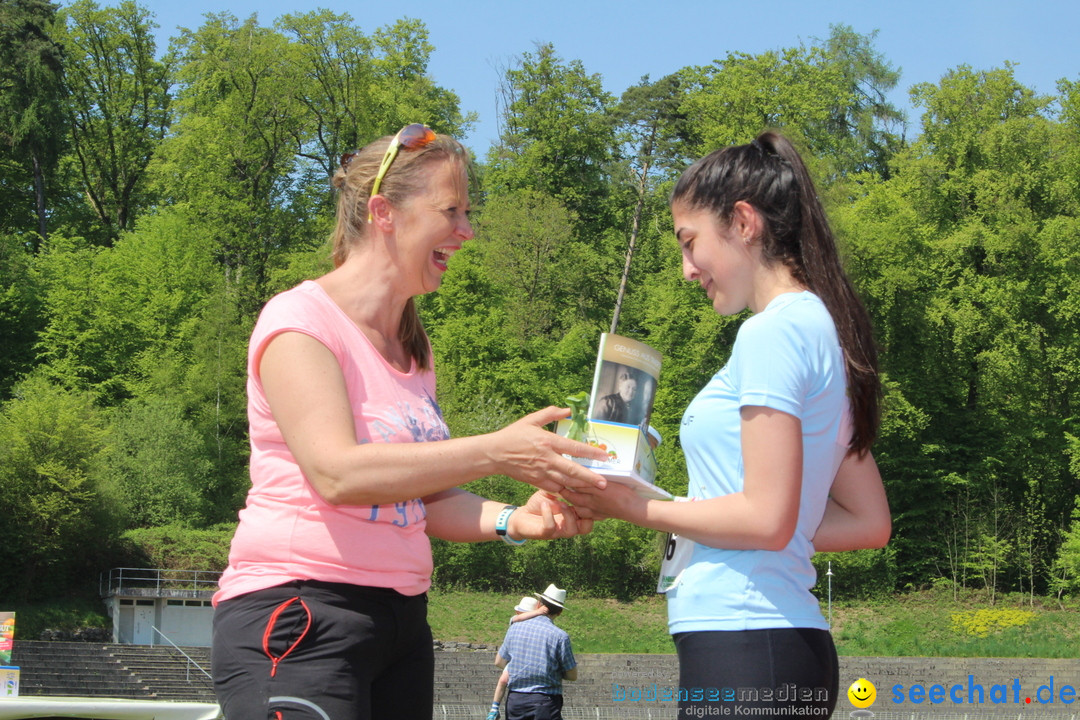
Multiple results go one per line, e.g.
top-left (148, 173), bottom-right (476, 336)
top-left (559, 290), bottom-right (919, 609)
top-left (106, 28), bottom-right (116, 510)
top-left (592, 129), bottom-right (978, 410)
top-left (673, 627), bottom-right (838, 718)
top-left (212, 580), bottom-right (433, 720)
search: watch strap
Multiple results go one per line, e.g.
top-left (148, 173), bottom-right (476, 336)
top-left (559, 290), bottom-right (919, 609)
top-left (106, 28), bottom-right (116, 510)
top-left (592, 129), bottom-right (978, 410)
top-left (495, 505), bottom-right (526, 545)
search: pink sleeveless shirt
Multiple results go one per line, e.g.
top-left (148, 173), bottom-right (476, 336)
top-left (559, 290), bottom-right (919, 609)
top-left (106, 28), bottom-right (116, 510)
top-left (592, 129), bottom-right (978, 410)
top-left (215, 281), bottom-right (449, 604)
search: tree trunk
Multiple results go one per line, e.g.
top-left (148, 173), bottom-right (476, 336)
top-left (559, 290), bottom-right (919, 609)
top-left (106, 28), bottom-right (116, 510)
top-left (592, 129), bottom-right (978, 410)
top-left (32, 152), bottom-right (47, 249)
top-left (610, 151), bottom-right (653, 335)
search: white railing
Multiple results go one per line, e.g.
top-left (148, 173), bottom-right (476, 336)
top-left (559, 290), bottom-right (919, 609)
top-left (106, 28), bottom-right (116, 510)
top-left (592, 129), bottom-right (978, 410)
top-left (100, 567), bottom-right (222, 598)
top-left (151, 626), bottom-right (214, 683)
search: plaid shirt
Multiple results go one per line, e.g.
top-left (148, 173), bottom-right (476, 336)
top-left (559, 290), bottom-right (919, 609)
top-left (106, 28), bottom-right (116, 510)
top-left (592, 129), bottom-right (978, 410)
top-left (498, 615), bottom-right (577, 694)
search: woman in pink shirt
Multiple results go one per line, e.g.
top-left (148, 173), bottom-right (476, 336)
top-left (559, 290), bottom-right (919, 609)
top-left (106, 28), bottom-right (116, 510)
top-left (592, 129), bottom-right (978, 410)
top-left (211, 125), bottom-right (609, 720)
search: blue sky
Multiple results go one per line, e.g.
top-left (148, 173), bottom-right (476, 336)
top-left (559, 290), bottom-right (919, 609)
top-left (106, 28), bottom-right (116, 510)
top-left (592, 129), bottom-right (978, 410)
top-left (141, 0), bottom-right (1079, 154)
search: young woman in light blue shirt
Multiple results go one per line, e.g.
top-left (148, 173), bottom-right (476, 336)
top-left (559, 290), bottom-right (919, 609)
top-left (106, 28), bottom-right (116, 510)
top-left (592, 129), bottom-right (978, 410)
top-left (566, 131), bottom-right (891, 718)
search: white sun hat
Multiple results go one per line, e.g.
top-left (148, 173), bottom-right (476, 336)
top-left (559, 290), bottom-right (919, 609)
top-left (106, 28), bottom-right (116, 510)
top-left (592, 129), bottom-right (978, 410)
top-left (535, 583), bottom-right (567, 609)
top-left (514, 596), bottom-right (538, 613)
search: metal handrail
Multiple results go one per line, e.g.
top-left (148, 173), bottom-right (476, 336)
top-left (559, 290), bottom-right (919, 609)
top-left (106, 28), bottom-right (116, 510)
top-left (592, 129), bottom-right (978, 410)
top-left (100, 567), bottom-right (222, 597)
top-left (151, 625), bottom-right (214, 682)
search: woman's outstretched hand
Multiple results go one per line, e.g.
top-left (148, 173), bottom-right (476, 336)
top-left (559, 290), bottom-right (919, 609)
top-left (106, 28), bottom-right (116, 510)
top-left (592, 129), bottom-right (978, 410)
top-left (489, 406), bottom-right (609, 494)
top-left (559, 480), bottom-right (646, 524)
top-left (507, 490), bottom-right (596, 540)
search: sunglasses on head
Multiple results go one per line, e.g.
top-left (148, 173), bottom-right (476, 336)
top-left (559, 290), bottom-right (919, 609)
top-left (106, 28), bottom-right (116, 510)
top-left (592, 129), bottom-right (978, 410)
top-left (339, 123), bottom-right (438, 223)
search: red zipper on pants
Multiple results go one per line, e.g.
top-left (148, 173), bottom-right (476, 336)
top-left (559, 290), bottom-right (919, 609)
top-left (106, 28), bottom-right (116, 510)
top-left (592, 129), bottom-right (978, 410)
top-left (262, 596), bottom-right (312, 678)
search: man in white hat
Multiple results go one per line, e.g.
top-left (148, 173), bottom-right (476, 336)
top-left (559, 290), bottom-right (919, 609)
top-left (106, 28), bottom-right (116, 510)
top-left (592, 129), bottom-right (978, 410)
top-left (486, 597), bottom-right (546, 720)
top-left (494, 583), bottom-right (578, 720)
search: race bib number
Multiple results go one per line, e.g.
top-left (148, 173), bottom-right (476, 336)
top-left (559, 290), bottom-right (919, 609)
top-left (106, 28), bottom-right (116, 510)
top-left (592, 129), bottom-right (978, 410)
top-left (657, 497), bottom-right (693, 593)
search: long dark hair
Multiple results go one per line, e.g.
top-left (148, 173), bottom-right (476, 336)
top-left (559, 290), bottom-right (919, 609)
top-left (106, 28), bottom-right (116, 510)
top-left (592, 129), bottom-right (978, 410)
top-left (671, 131), bottom-right (880, 454)
top-left (329, 131), bottom-right (468, 372)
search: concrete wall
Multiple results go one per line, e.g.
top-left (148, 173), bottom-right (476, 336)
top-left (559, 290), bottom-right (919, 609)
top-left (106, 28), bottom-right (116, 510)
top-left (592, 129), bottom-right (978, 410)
top-left (437, 650), bottom-right (1080, 719)
top-left (14, 641), bottom-right (1080, 719)
top-left (104, 597), bottom-right (214, 646)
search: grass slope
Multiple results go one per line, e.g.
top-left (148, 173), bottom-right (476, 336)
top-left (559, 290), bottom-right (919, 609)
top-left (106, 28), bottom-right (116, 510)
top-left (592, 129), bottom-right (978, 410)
top-left (429, 588), bottom-right (1080, 657)
top-left (11, 587), bottom-right (1079, 658)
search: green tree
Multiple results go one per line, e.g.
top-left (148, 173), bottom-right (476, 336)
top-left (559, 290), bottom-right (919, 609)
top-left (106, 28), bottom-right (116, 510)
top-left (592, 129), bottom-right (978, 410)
top-left (0, 232), bottom-right (44, 398)
top-left (108, 207), bottom-right (252, 521)
top-left (488, 43), bottom-right (618, 238)
top-left (1050, 503), bottom-right (1080, 600)
top-left (472, 189), bottom-right (596, 343)
top-left (608, 73), bottom-right (686, 334)
top-left (159, 12), bottom-right (309, 314)
top-left (368, 18), bottom-right (472, 141)
top-left (275, 8), bottom-right (381, 182)
top-left (103, 397), bottom-right (213, 528)
top-left (0, 373), bottom-right (119, 600)
top-left (33, 206), bottom-right (252, 519)
top-left (56, 0), bottom-right (172, 244)
top-left (838, 64), bottom-right (1077, 592)
top-left (33, 234), bottom-right (139, 402)
top-left (831, 171), bottom-right (948, 582)
top-left (0, 0), bottom-right (67, 246)
top-left (677, 45), bottom-right (842, 157)
top-left (176, 279), bottom-right (252, 523)
top-left (817, 24), bottom-right (905, 177)
top-left (425, 187), bottom-right (607, 425)
top-left (677, 25), bottom-right (903, 181)
top-left (276, 11), bottom-right (471, 208)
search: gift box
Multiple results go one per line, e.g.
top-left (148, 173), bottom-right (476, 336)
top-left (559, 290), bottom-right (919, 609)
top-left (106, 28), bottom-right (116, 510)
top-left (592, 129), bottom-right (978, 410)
top-left (557, 332), bottom-right (671, 500)
top-left (556, 418), bottom-right (670, 500)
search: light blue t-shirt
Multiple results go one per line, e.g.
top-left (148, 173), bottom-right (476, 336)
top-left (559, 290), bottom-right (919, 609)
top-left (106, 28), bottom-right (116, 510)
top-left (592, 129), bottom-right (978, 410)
top-left (667, 291), bottom-right (850, 633)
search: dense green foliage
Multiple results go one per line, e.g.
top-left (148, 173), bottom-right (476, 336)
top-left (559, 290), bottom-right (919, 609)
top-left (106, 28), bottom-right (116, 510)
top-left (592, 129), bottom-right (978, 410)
top-left (2, 2), bottom-right (1080, 606)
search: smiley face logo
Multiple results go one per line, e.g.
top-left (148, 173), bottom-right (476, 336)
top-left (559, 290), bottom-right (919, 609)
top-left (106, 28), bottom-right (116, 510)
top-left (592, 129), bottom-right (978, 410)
top-left (847, 678), bottom-right (877, 708)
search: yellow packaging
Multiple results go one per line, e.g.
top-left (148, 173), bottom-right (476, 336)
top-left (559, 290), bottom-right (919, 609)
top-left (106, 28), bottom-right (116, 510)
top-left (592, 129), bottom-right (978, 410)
top-left (556, 418), bottom-right (670, 500)
top-left (1, 667), bottom-right (18, 698)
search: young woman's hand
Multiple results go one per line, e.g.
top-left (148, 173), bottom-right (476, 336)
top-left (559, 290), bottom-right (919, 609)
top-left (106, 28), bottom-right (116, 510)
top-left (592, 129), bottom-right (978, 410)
top-left (559, 481), bottom-right (648, 524)
top-left (506, 490), bottom-right (596, 540)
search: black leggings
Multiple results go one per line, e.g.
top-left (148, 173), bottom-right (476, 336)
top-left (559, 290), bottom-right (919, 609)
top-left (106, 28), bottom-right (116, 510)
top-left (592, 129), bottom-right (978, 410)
top-left (212, 580), bottom-right (433, 720)
top-left (674, 628), bottom-right (838, 718)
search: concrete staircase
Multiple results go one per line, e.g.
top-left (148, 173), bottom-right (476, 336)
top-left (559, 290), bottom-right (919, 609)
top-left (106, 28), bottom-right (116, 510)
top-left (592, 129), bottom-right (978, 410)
top-left (11, 640), bottom-right (213, 702)
top-left (107, 644), bottom-right (215, 701)
top-left (10, 641), bottom-right (151, 699)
